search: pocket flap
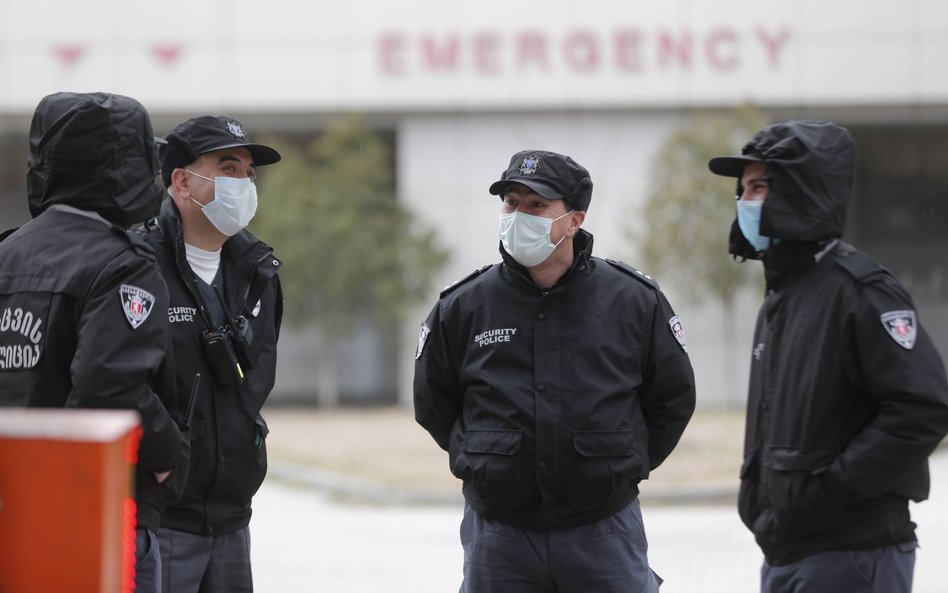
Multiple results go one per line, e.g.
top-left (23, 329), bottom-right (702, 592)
top-left (763, 447), bottom-right (835, 471)
top-left (572, 430), bottom-right (636, 457)
top-left (463, 429), bottom-right (522, 455)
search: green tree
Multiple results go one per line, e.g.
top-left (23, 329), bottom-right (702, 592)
top-left (252, 114), bottom-right (449, 334)
top-left (251, 115), bottom-right (449, 404)
top-left (628, 104), bottom-right (768, 406)
top-left (633, 104), bottom-right (768, 302)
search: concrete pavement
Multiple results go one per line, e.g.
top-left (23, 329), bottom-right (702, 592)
top-left (250, 448), bottom-right (948, 592)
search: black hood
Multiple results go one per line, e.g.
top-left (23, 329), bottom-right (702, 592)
top-left (716, 121), bottom-right (855, 259)
top-left (26, 92), bottom-right (165, 227)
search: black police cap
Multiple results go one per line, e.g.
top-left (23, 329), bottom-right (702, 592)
top-left (159, 115), bottom-right (281, 187)
top-left (489, 150), bottom-right (593, 212)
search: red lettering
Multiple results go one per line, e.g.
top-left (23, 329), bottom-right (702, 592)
top-left (516, 31), bottom-right (550, 72)
top-left (421, 35), bottom-right (461, 72)
top-left (657, 30), bottom-right (693, 69)
top-left (375, 26), bottom-right (792, 78)
top-left (757, 27), bottom-right (791, 68)
top-left (563, 30), bottom-right (600, 73)
top-left (705, 28), bottom-right (739, 71)
top-left (151, 44), bottom-right (182, 67)
top-left (472, 32), bottom-right (500, 75)
top-left (377, 33), bottom-right (405, 77)
top-left (614, 29), bottom-right (644, 72)
top-left (53, 45), bottom-right (85, 68)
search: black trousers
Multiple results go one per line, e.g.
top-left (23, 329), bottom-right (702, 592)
top-left (459, 500), bottom-right (662, 593)
top-left (761, 542), bottom-right (917, 593)
top-left (157, 525), bottom-right (253, 593)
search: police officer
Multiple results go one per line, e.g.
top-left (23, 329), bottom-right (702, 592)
top-left (0, 92), bottom-right (184, 593)
top-left (414, 150), bottom-right (696, 592)
top-left (144, 115), bottom-right (283, 593)
top-left (709, 120), bottom-right (948, 593)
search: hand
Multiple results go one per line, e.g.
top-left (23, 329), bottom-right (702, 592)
top-left (154, 470), bottom-right (171, 484)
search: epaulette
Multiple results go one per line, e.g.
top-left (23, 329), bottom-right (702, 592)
top-left (836, 249), bottom-right (885, 283)
top-left (439, 264), bottom-right (494, 298)
top-left (603, 258), bottom-right (660, 290)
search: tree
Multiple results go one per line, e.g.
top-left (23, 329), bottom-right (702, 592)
top-left (251, 114), bottom-right (449, 403)
top-left (627, 104), bottom-right (768, 407)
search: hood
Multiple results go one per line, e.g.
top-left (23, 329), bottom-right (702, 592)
top-left (725, 121), bottom-right (855, 259)
top-left (26, 92), bottom-right (165, 227)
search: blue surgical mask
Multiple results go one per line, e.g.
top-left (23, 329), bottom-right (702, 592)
top-left (186, 170), bottom-right (258, 236)
top-left (736, 200), bottom-right (772, 253)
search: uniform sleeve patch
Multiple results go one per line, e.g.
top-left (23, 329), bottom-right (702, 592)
top-left (415, 321), bottom-right (431, 360)
top-left (880, 310), bottom-right (916, 350)
top-left (669, 315), bottom-right (688, 352)
top-left (119, 284), bottom-right (156, 329)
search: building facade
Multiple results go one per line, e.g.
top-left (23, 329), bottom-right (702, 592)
top-left (1, 0), bottom-right (946, 406)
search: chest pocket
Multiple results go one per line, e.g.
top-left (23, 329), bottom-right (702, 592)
top-left (0, 293), bottom-right (51, 371)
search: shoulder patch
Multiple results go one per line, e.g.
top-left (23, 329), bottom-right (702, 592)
top-left (836, 250), bottom-right (885, 283)
top-left (880, 310), bottom-right (917, 350)
top-left (669, 315), bottom-right (688, 352)
top-left (415, 322), bottom-right (431, 359)
top-left (439, 264), bottom-right (495, 298)
top-left (119, 284), bottom-right (156, 329)
top-left (602, 258), bottom-right (660, 290)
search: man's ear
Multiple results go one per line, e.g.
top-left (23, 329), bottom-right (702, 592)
top-left (567, 210), bottom-right (586, 237)
top-left (169, 168), bottom-right (190, 200)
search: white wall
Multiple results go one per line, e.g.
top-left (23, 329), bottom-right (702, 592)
top-left (2, 0), bottom-right (940, 408)
top-left (396, 112), bottom-right (761, 408)
top-left (1, 0), bottom-right (947, 113)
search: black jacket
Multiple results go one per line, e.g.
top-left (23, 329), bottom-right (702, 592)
top-left (0, 92), bottom-right (182, 530)
top-left (414, 230), bottom-right (696, 530)
top-left (143, 199), bottom-right (283, 536)
top-left (732, 121), bottom-right (948, 564)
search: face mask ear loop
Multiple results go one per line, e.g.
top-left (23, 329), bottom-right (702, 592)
top-left (551, 209), bottom-right (574, 245)
top-left (185, 169), bottom-right (215, 183)
top-left (184, 170), bottom-right (214, 210)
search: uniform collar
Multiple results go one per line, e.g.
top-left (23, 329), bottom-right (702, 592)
top-left (762, 239), bottom-right (834, 291)
top-left (501, 229), bottom-right (594, 289)
top-left (47, 203), bottom-right (111, 227)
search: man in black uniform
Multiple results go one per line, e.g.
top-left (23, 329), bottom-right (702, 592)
top-left (709, 120), bottom-right (948, 593)
top-left (414, 149), bottom-right (696, 592)
top-left (145, 115), bottom-right (282, 593)
top-left (0, 92), bottom-right (184, 593)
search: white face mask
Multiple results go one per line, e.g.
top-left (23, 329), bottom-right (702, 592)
top-left (186, 170), bottom-right (258, 236)
top-left (498, 210), bottom-right (572, 267)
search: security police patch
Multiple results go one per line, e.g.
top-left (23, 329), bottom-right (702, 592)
top-left (416, 322), bottom-right (431, 360)
top-left (120, 284), bottom-right (156, 329)
top-left (669, 315), bottom-right (688, 352)
top-left (519, 155), bottom-right (541, 175)
top-left (880, 310), bottom-right (916, 350)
